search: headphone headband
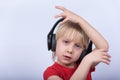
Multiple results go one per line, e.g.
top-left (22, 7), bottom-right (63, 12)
top-left (48, 18), bottom-right (64, 36)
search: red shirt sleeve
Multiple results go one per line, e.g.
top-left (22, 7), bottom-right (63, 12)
top-left (87, 67), bottom-right (95, 80)
top-left (43, 67), bottom-right (59, 80)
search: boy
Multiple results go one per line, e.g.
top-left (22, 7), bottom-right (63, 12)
top-left (44, 6), bottom-right (111, 80)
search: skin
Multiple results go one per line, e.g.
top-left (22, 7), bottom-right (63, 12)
top-left (47, 5), bottom-right (111, 80)
top-left (56, 36), bottom-right (84, 68)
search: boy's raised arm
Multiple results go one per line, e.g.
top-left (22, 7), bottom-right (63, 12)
top-left (55, 5), bottom-right (109, 51)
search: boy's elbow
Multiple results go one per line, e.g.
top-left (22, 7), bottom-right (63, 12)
top-left (97, 42), bottom-right (109, 52)
top-left (102, 42), bottom-right (109, 52)
top-left (105, 44), bottom-right (109, 51)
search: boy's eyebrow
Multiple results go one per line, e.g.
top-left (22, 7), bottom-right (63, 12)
top-left (75, 41), bottom-right (83, 45)
top-left (76, 42), bottom-right (82, 45)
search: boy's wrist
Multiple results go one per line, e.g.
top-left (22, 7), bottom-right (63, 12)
top-left (82, 56), bottom-right (93, 67)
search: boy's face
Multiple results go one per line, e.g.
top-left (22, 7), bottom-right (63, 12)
top-left (56, 36), bottom-right (84, 67)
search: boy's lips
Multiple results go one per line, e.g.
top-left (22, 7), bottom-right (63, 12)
top-left (63, 55), bottom-right (72, 60)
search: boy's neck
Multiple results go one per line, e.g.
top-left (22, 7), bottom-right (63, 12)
top-left (56, 61), bottom-right (77, 68)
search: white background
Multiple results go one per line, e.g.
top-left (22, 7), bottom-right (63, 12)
top-left (0, 0), bottom-right (120, 80)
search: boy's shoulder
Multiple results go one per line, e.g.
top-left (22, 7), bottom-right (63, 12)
top-left (43, 62), bottom-right (61, 80)
top-left (44, 62), bottom-right (64, 74)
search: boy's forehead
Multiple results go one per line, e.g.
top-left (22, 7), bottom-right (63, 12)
top-left (57, 25), bottom-right (84, 44)
top-left (62, 35), bottom-right (82, 43)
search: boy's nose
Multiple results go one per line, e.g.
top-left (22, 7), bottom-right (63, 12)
top-left (66, 45), bottom-right (73, 54)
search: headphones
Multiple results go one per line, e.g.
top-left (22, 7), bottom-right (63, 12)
top-left (47, 18), bottom-right (92, 63)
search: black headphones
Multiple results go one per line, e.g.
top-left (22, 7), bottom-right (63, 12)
top-left (47, 18), bottom-right (92, 63)
top-left (47, 18), bottom-right (64, 52)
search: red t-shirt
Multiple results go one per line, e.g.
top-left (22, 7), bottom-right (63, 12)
top-left (43, 62), bottom-right (95, 80)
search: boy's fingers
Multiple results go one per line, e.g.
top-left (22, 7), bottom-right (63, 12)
top-left (55, 5), bottom-right (67, 11)
top-left (102, 56), bottom-right (111, 61)
top-left (98, 48), bottom-right (107, 52)
top-left (101, 59), bottom-right (111, 65)
top-left (54, 13), bottom-right (66, 18)
top-left (101, 52), bottom-right (111, 58)
top-left (59, 19), bottom-right (68, 25)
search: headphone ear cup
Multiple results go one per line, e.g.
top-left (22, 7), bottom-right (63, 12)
top-left (47, 18), bottom-right (64, 52)
top-left (76, 50), bottom-right (87, 64)
top-left (47, 34), bottom-right (52, 50)
top-left (51, 34), bottom-right (56, 51)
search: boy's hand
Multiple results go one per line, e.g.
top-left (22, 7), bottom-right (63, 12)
top-left (84, 49), bottom-right (111, 66)
top-left (55, 5), bottom-right (82, 24)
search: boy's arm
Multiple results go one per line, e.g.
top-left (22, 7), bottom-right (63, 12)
top-left (55, 5), bottom-right (109, 50)
top-left (70, 58), bottom-right (92, 80)
top-left (77, 17), bottom-right (109, 50)
top-left (47, 76), bottom-right (63, 80)
top-left (70, 49), bottom-right (111, 80)
top-left (55, 5), bottom-right (111, 80)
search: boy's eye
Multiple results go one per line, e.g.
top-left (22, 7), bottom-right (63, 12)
top-left (63, 40), bottom-right (69, 43)
top-left (75, 44), bottom-right (81, 48)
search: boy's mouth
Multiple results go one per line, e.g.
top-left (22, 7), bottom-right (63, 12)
top-left (63, 55), bottom-right (72, 60)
